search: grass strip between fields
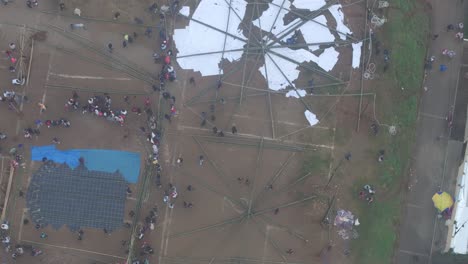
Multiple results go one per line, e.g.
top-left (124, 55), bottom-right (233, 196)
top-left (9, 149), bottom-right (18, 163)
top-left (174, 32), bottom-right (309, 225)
top-left (352, 1), bottom-right (429, 263)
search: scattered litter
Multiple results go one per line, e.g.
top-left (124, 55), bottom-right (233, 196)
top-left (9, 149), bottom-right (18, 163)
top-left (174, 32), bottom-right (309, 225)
top-left (334, 209), bottom-right (359, 240)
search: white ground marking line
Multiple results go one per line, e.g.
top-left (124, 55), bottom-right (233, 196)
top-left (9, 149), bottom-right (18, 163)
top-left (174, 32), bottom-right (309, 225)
top-left (208, 257), bottom-right (215, 264)
top-left (177, 71), bottom-right (187, 130)
top-left (276, 125), bottom-right (314, 140)
top-left (20, 239), bottom-right (126, 259)
top-left (232, 114), bottom-right (330, 129)
top-left (419, 112), bottom-right (447, 120)
top-left (0, 157), bottom-right (4, 186)
top-left (18, 208), bottom-right (27, 241)
top-left (176, 125), bottom-right (334, 149)
top-left (48, 72), bottom-right (132, 81)
top-left (39, 45), bottom-right (55, 116)
top-left (163, 204), bottom-right (175, 256)
top-left (327, 127), bottom-right (337, 180)
top-left (406, 203), bottom-right (425, 209)
top-left (398, 249), bottom-right (429, 258)
top-left (20, 37), bottom-right (34, 111)
top-left (223, 197), bottom-right (244, 214)
top-left (159, 198), bottom-right (173, 258)
top-left (262, 225), bottom-right (272, 264)
top-left (159, 143), bottom-right (181, 259)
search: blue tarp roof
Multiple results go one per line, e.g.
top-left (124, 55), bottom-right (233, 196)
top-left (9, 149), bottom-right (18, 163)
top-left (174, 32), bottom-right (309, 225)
top-left (31, 145), bottom-right (141, 183)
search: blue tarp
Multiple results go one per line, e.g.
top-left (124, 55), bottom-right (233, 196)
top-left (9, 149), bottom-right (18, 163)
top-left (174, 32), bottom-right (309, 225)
top-left (31, 145), bottom-right (141, 183)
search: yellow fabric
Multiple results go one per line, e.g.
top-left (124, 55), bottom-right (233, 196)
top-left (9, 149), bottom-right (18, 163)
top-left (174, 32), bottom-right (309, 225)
top-left (432, 192), bottom-right (454, 212)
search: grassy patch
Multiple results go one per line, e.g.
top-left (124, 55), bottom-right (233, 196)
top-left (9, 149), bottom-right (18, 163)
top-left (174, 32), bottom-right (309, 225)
top-left (355, 200), bottom-right (399, 262)
top-left (352, 1), bottom-right (429, 264)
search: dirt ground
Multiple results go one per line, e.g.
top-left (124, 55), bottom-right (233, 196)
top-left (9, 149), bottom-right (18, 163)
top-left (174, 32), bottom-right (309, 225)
top-left (0, 1), bottom-right (369, 264)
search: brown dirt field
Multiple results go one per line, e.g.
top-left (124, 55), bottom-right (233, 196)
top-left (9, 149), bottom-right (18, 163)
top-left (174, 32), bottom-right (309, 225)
top-left (0, 1), bottom-right (370, 263)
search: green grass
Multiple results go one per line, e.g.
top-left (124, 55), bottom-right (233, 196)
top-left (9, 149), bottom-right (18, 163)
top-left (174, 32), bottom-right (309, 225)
top-left (351, 1), bottom-right (429, 264)
top-left (355, 200), bottom-right (399, 261)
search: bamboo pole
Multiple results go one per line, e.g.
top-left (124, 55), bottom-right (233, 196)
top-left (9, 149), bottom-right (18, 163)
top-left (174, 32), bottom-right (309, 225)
top-left (1, 164), bottom-right (15, 222)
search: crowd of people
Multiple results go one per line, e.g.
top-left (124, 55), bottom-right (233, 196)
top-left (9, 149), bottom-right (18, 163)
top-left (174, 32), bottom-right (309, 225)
top-left (426, 22), bottom-right (465, 72)
top-left (1, 221), bottom-right (43, 259)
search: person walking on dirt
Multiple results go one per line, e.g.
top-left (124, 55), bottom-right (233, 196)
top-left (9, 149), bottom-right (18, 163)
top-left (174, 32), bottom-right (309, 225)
top-left (108, 43), bottom-right (113, 52)
top-left (199, 155), bottom-right (204, 166)
top-left (177, 157), bottom-right (183, 165)
top-left (170, 105), bottom-right (177, 116)
top-left (74, 8), bottom-right (81, 16)
top-left (231, 124), bottom-right (237, 134)
top-left (38, 102), bottom-right (47, 113)
top-left (114, 12), bottom-right (120, 20)
top-left (447, 24), bottom-right (455, 31)
top-left (145, 27), bottom-right (153, 38)
top-left (164, 114), bottom-right (171, 123)
top-left (77, 229), bottom-right (84, 240)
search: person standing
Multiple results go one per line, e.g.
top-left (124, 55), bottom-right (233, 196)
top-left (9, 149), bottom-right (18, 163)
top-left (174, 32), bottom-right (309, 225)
top-left (231, 124), bottom-right (237, 134)
top-left (74, 8), bottom-right (81, 16)
top-left (176, 157), bottom-right (183, 165)
top-left (108, 43), bottom-right (113, 52)
top-left (199, 155), bottom-right (204, 166)
top-left (38, 102), bottom-right (47, 113)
